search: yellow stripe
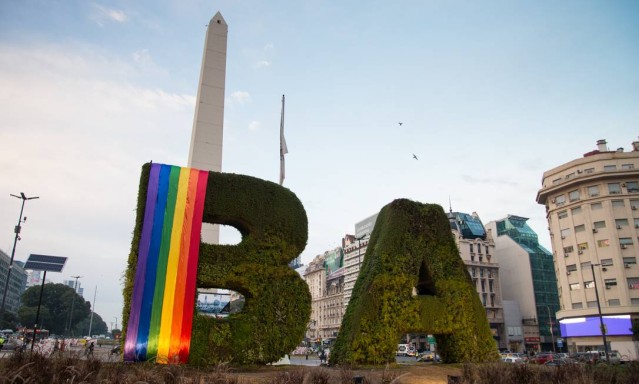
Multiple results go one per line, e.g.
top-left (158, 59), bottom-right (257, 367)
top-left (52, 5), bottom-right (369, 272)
top-left (156, 167), bottom-right (190, 362)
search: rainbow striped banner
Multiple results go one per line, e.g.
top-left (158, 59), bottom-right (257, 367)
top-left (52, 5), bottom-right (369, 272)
top-left (124, 163), bottom-right (209, 363)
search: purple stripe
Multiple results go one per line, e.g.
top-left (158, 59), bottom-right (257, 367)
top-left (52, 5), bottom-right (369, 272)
top-left (124, 163), bottom-right (160, 361)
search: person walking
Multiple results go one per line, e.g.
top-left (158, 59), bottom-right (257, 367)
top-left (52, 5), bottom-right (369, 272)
top-left (85, 341), bottom-right (94, 358)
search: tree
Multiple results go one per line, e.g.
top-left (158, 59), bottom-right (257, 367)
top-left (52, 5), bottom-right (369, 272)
top-left (0, 312), bottom-right (19, 330)
top-left (19, 283), bottom-right (91, 336)
top-left (73, 312), bottom-right (108, 337)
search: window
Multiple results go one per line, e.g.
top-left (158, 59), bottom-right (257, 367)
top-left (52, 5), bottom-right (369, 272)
top-left (622, 164), bottom-right (635, 170)
top-left (587, 301), bottom-right (598, 308)
top-left (470, 254), bottom-right (475, 262)
top-left (555, 195), bottom-right (566, 206)
top-left (604, 279), bottom-right (617, 288)
top-left (623, 257), bottom-right (637, 265)
top-left (563, 246), bottom-right (574, 253)
top-left (608, 183), bottom-right (622, 194)
top-left (601, 258), bottom-right (613, 266)
top-left (571, 206), bottom-right (582, 215)
top-left (469, 244), bottom-right (474, 253)
top-left (635, 218), bottom-right (639, 228)
top-left (480, 268), bottom-right (484, 277)
top-left (560, 228), bottom-right (570, 238)
top-left (612, 200), bottom-right (625, 208)
top-left (489, 280), bottom-right (494, 293)
top-left (598, 239), bottom-right (610, 248)
top-left (628, 278), bottom-right (639, 289)
top-left (616, 219), bottom-right (629, 228)
top-left (608, 299), bottom-right (620, 306)
top-left (584, 168), bottom-right (595, 174)
top-left (552, 178), bottom-right (562, 185)
top-left (569, 283), bottom-right (581, 291)
top-left (585, 281), bottom-right (595, 288)
top-left (591, 202), bottom-right (603, 210)
top-left (580, 261), bottom-right (591, 269)
top-left (632, 299), bottom-right (639, 305)
top-left (477, 244), bottom-right (482, 254)
top-left (575, 224), bottom-right (585, 233)
top-left (471, 268), bottom-right (476, 277)
top-left (578, 242), bottom-right (589, 251)
top-left (626, 181), bottom-right (639, 192)
top-left (569, 189), bottom-right (581, 201)
top-left (594, 221), bottom-right (606, 229)
top-left (620, 237), bottom-right (633, 247)
top-left (566, 264), bottom-right (577, 272)
top-left (558, 210), bottom-right (568, 219)
top-left (587, 185), bottom-right (600, 197)
top-left (604, 165), bottom-right (617, 172)
top-left (481, 280), bottom-right (485, 292)
top-left (572, 302), bottom-right (583, 309)
top-left (566, 172), bottom-right (576, 180)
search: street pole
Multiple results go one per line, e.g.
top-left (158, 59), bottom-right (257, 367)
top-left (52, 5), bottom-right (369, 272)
top-left (591, 263), bottom-right (610, 363)
top-left (31, 270), bottom-right (47, 354)
top-left (545, 305), bottom-right (556, 353)
top-left (0, 193), bottom-right (39, 320)
top-left (66, 275), bottom-right (82, 336)
top-left (356, 234), bottom-right (366, 270)
top-left (88, 286), bottom-right (97, 337)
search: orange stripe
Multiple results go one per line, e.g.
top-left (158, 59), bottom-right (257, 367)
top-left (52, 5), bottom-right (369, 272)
top-left (168, 168), bottom-right (199, 360)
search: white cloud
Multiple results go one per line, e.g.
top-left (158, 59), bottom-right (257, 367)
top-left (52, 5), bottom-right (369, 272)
top-left (248, 121), bottom-right (261, 131)
top-left (0, 42), bottom-right (194, 327)
top-left (227, 91), bottom-right (252, 105)
top-left (264, 43), bottom-right (274, 51)
top-left (92, 4), bottom-right (128, 26)
top-left (253, 60), bottom-right (270, 69)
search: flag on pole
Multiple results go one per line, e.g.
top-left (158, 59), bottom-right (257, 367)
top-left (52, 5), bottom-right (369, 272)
top-left (279, 94), bottom-right (288, 185)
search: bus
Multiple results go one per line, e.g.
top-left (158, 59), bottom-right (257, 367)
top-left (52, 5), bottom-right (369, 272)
top-left (17, 328), bottom-right (50, 342)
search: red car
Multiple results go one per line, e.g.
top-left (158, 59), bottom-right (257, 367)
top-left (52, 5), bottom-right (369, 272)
top-left (530, 353), bottom-right (556, 365)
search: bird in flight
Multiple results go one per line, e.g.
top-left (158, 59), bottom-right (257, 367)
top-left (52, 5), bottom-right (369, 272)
top-left (413, 154), bottom-right (418, 160)
top-left (398, 122), bottom-right (403, 126)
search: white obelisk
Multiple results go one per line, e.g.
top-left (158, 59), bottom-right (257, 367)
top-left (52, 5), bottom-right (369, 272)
top-left (188, 11), bottom-right (227, 244)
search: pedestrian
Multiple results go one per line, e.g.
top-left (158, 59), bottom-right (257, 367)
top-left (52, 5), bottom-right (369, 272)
top-left (85, 341), bottom-right (95, 358)
top-left (52, 338), bottom-right (59, 356)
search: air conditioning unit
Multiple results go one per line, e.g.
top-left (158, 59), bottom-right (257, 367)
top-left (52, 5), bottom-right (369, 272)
top-left (593, 228), bottom-right (598, 233)
top-left (633, 206), bottom-right (638, 210)
top-left (577, 170), bottom-right (583, 174)
top-left (625, 263), bottom-right (631, 268)
top-left (602, 267), bottom-right (608, 272)
top-left (561, 235), bottom-right (566, 239)
top-left (622, 183), bottom-right (626, 187)
top-left (621, 245), bottom-right (627, 249)
top-left (566, 271), bottom-right (571, 275)
top-left (617, 225), bottom-right (622, 229)
top-left (606, 285), bottom-right (611, 290)
top-left (564, 253), bottom-right (569, 258)
top-left (578, 250), bottom-right (584, 255)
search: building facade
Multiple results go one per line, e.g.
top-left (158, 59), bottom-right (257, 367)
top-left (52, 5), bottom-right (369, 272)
top-left (536, 138), bottom-right (639, 359)
top-left (0, 250), bottom-right (28, 314)
top-left (343, 213), bottom-right (377, 309)
top-left (485, 215), bottom-right (559, 353)
top-left (304, 247), bottom-right (345, 346)
top-left (448, 211), bottom-right (505, 349)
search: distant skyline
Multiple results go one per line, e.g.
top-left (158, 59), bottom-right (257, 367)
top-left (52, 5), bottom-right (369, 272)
top-left (1, 1), bottom-right (638, 328)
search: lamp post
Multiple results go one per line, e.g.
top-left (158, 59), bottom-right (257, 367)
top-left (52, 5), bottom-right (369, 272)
top-left (0, 192), bottom-right (39, 320)
top-left (66, 275), bottom-right (82, 336)
top-left (355, 234), bottom-right (366, 269)
top-left (545, 305), bottom-right (556, 353)
top-left (590, 263), bottom-right (610, 363)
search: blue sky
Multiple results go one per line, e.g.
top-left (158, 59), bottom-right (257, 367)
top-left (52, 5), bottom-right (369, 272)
top-left (1, 1), bottom-right (638, 329)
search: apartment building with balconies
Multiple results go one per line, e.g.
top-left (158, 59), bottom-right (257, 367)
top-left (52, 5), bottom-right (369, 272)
top-left (536, 138), bottom-right (639, 359)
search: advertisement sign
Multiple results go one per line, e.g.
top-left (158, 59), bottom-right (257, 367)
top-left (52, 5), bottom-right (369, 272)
top-left (559, 315), bottom-right (633, 337)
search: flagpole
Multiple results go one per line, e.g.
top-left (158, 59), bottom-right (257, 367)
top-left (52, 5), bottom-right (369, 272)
top-left (279, 94), bottom-right (287, 185)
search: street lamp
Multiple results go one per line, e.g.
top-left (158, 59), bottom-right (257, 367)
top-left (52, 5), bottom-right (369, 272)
top-left (545, 305), bottom-right (556, 353)
top-left (0, 192), bottom-right (39, 320)
top-left (355, 234), bottom-right (366, 269)
top-left (590, 263), bottom-right (610, 363)
top-left (66, 275), bottom-right (82, 336)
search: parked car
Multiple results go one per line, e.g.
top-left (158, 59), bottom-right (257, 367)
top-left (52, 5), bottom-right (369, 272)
top-left (529, 353), bottom-right (556, 365)
top-left (0, 337), bottom-right (24, 352)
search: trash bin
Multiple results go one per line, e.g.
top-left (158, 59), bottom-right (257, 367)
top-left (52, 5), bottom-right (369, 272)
top-left (353, 376), bottom-right (364, 384)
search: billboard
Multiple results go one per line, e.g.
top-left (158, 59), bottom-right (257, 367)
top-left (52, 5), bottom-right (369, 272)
top-left (559, 315), bottom-right (633, 337)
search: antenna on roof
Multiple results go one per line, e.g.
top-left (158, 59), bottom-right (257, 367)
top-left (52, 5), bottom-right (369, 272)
top-left (449, 195), bottom-right (453, 213)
